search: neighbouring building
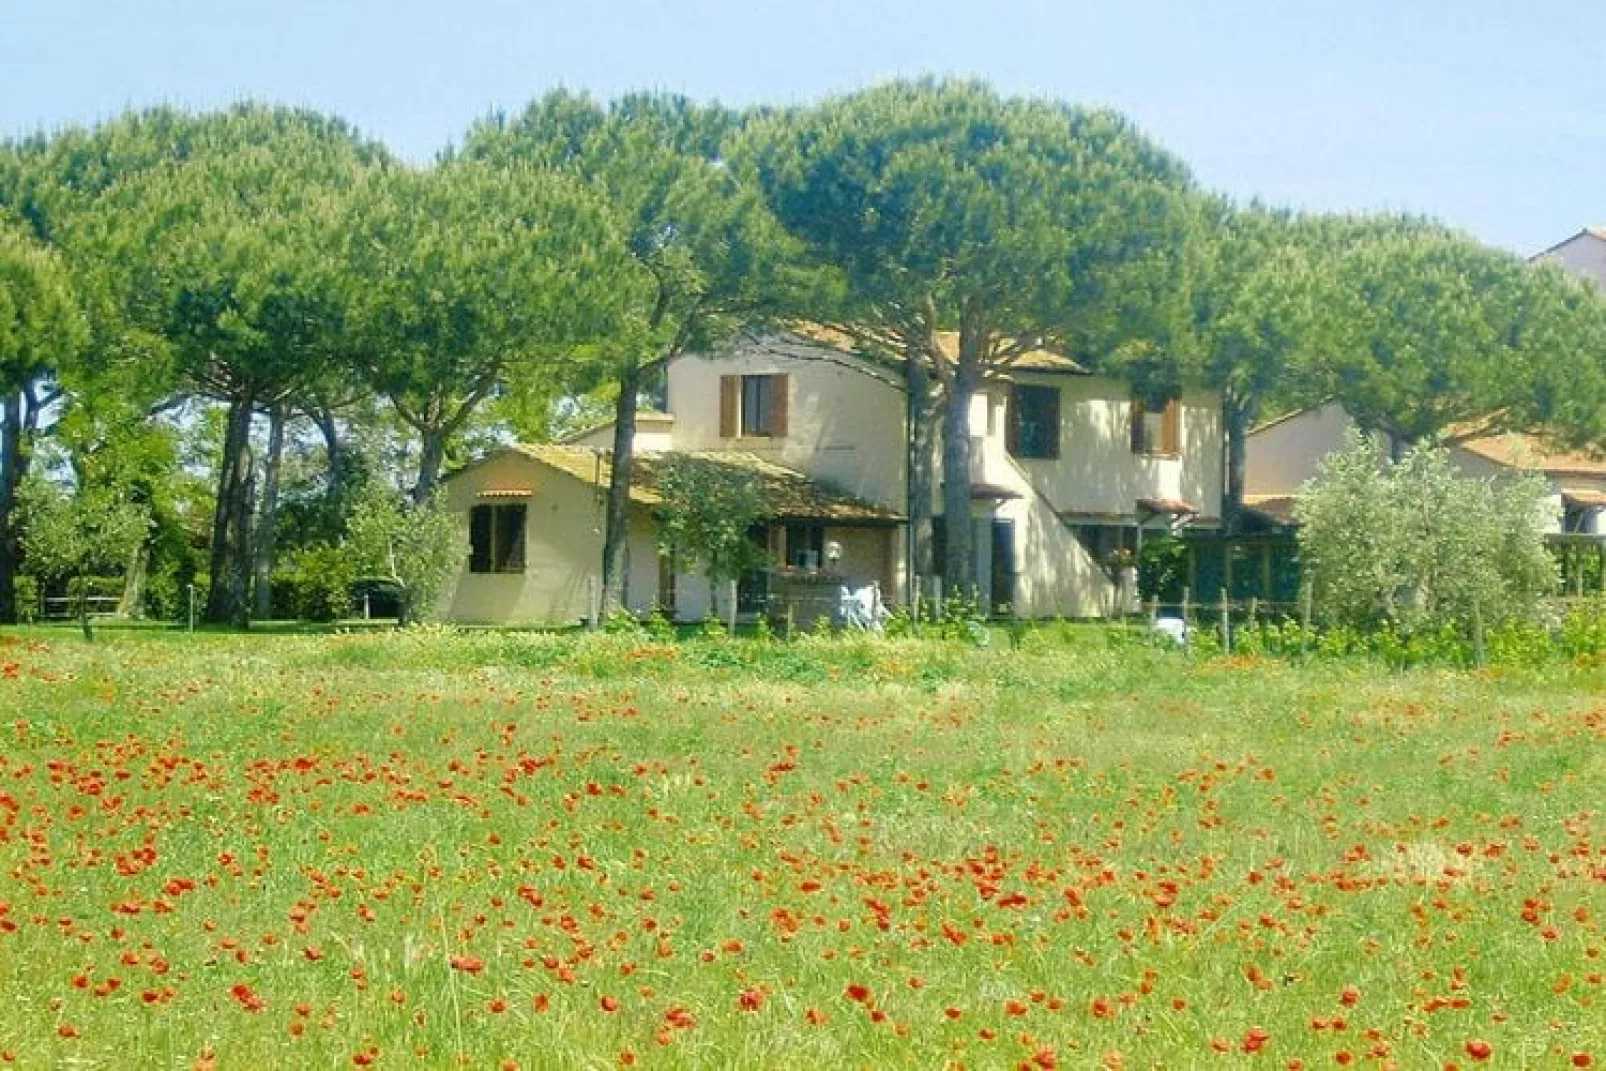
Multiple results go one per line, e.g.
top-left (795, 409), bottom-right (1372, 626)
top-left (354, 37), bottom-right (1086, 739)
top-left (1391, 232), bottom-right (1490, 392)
top-left (1532, 227), bottom-right (1606, 289)
top-left (439, 328), bottom-right (1225, 625)
top-left (1244, 402), bottom-right (1606, 536)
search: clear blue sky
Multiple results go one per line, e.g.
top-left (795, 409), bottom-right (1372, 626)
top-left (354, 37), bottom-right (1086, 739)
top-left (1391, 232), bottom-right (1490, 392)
top-left (4, 0), bottom-right (1602, 254)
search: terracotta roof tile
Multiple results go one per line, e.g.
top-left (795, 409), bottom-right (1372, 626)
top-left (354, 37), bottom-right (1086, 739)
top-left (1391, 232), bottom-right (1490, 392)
top-left (502, 443), bottom-right (903, 524)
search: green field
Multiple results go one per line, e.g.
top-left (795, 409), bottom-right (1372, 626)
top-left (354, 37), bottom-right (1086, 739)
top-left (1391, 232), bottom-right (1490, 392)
top-left (0, 626), bottom-right (1601, 1068)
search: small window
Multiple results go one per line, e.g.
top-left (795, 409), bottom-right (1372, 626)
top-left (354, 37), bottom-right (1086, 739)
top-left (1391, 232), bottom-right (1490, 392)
top-left (469, 503), bottom-right (527, 574)
top-left (1130, 398), bottom-right (1181, 456)
top-left (1008, 384), bottom-right (1060, 459)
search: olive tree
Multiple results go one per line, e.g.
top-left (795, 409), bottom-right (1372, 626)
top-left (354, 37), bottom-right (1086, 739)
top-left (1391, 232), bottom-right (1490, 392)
top-left (1296, 429), bottom-right (1557, 633)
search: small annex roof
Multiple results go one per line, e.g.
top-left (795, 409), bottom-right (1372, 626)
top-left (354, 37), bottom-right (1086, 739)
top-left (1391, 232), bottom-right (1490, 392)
top-left (782, 322), bottom-right (1089, 376)
top-left (558, 410), bottom-right (674, 446)
top-left (494, 443), bottom-right (904, 525)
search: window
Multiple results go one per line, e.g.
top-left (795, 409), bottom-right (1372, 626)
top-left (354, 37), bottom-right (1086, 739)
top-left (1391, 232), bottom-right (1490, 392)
top-left (1007, 384), bottom-right (1060, 459)
top-left (469, 503), bottom-right (527, 574)
top-left (785, 522), bottom-right (826, 570)
top-left (1130, 398), bottom-right (1181, 456)
top-left (720, 374), bottom-right (790, 438)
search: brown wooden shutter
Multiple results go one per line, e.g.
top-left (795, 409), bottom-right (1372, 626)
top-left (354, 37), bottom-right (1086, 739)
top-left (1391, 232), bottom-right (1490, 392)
top-left (1005, 386), bottom-right (1021, 456)
top-left (719, 375), bottom-right (738, 438)
top-left (469, 505), bottom-right (492, 573)
top-left (1044, 387), bottom-right (1061, 459)
top-left (769, 374), bottom-right (789, 438)
top-left (501, 505), bottom-right (527, 573)
top-left (1129, 400), bottom-right (1144, 454)
top-left (1162, 400), bottom-right (1181, 455)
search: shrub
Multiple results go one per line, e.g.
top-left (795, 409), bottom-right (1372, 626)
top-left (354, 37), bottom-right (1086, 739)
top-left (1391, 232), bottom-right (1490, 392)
top-left (1296, 430), bottom-right (1556, 636)
top-left (344, 486), bottom-right (465, 625)
top-left (274, 545), bottom-right (356, 622)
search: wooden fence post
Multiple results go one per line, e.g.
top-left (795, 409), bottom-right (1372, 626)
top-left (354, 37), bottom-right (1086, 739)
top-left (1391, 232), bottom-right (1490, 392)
top-left (1299, 580), bottom-right (1314, 661)
top-left (1218, 590), bottom-right (1232, 655)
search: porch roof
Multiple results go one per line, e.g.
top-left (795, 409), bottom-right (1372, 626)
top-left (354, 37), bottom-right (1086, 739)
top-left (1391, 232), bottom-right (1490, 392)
top-left (505, 443), bottom-right (905, 524)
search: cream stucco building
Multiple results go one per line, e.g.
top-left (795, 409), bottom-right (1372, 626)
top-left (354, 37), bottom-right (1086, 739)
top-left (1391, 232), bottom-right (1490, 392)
top-left (440, 329), bottom-right (1225, 624)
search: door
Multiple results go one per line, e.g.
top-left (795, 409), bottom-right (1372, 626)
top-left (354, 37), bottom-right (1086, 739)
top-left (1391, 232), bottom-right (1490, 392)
top-left (990, 518), bottom-right (1016, 615)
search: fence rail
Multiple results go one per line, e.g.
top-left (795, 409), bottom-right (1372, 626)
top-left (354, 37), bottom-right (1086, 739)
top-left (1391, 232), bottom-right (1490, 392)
top-left (38, 595), bottom-right (122, 621)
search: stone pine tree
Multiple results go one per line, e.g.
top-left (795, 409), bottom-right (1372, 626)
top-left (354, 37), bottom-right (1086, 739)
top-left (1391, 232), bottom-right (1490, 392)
top-left (745, 79), bottom-right (1196, 593)
top-left (1309, 219), bottom-right (1606, 446)
top-left (1, 109), bottom-right (209, 622)
top-left (341, 157), bottom-right (636, 503)
top-left (1164, 200), bottom-right (1329, 531)
top-left (0, 222), bottom-right (87, 622)
top-left (462, 91), bottom-right (796, 620)
top-left (84, 105), bottom-right (388, 625)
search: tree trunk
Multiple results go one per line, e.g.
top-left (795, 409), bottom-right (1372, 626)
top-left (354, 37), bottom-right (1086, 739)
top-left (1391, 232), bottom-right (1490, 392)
top-left (118, 541), bottom-right (149, 618)
top-left (599, 361), bottom-right (641, 624)
top-left (251, 403), bottom-right (287, 621)
top-left (1223, 395), bottom-right (1251, 535)
top-left (940, 367), bottom-right (979, 596)
top-left (905, 344), bottom-right (936, 600)
top-left (204, 394), bottom-right (256, 626)
top-left (314, 408), bottom-right (344, 514)
top-left (414, 429), bottom-right (446, 505)
top-left (76, 571), bottom-right (93, 643)
top-left (0, 391), bottom-right (28, 624)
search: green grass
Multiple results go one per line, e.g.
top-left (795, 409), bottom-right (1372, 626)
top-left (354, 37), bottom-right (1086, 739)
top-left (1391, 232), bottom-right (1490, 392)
top-left (0, 627), bottom-right (1601, 1068)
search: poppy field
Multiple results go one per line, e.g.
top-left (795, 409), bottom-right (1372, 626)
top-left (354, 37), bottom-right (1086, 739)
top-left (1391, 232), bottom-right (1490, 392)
top-left (0, 626), bottom-right (1602, 1068)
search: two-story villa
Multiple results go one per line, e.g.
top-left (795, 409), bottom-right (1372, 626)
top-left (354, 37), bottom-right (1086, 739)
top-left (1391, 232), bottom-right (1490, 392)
top-left (439, 328), bottom-right (1224, 623)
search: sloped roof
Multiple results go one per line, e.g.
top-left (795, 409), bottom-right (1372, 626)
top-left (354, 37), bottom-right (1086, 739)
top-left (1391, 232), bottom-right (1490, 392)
top-left (783, 323), bottom-right (1089, 375)
top-left (558, 410), bottom-right (674, 446)
top-left (500, 443), bottom-right (904, 524)
top-left (1531, 227), bottom-right (1606, 261)
top-left (1449, 428), bottom-right (1606, 478)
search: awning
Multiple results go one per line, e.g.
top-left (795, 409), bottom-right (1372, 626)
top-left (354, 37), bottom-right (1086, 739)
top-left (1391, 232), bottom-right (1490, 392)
top-left (1136, 496), bottom-right (1198, 517)
top-left (1562, 488), bottom-right (1606, 509)
top-left (970, 482), bottom-right (1023, 501)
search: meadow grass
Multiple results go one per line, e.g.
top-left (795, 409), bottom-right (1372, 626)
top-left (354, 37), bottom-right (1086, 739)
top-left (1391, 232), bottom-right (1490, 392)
top-left (0, 625), bottom-right (1601, 1068)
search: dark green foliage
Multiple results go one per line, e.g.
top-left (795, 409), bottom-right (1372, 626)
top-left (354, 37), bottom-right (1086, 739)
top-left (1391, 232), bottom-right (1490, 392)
top-left (272, 544), bottom-right (356, 622)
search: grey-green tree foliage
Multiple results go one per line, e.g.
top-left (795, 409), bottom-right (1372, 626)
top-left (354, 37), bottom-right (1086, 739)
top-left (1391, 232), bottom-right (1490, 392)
top-left (462, 91), bottom-right (797, 619)
top-left (16, 474), bottom-right (149, 640)
top-left (1295, 429), bottom-right (1557, 633)
top-left (342, 158), bottom-right (637, 502)
top-left (745, 79), bottom-right (1196, 592)
top-left (344, 485), bottom-right (464, 626)
top-left (654, 455), bottom-right (768, 619)
top-left (81, 106), bottom-right (388, 626)
top-left (0, 221), bottom-right (87, 623)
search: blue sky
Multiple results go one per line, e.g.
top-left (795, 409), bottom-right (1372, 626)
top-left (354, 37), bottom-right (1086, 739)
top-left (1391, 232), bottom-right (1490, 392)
top-left (3, 0), bottom-right (1602, 254)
